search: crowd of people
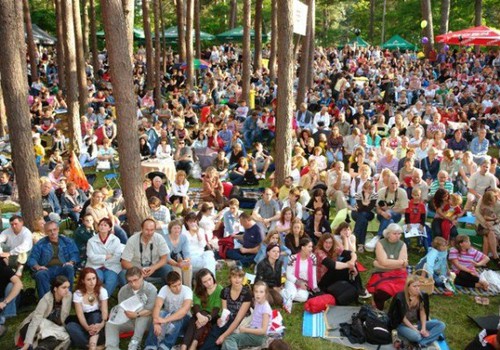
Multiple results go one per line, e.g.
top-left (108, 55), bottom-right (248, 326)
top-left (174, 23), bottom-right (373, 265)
top-left (0, 38), bottom-right (499, 349)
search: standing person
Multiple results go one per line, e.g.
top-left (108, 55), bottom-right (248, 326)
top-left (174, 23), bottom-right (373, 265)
top-left (221, 281), bottom-right (272, 350)
top-left (27, 221), bottom-right (80, 298)
top-left (144, 271), bottom-right (193, 350)
top-left (201, 266), bottom-right (252, 350)
top-left (66, 268), bottom-right (108, 350)
top-left (388, 276), bottom-right (446, 349)
top-left (0, 215), bottom-right (33, 276)
top-left (15, 276), bottom-right (72, 350)
top-left (226, 213), bottom-right (263, 267)
top-left (282, 238), bottom-right (319, 313)
top-left (86, 218), bottom-right (124, 296)
top-left (105, 267), bottom-right (158, 350)
top-left (181, 269), bottom-right (223, 350)
top-left (448, 235), bottom-right (490, 290)
top-left (121, 218), bottom-right (171, 282)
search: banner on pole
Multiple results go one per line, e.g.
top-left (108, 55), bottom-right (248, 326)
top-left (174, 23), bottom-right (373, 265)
top-left (293, 0), bottom-right (308, 36)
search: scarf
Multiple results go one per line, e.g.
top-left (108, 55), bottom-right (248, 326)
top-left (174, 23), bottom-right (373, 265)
top-left (294, 254), bottom-right (314, 291)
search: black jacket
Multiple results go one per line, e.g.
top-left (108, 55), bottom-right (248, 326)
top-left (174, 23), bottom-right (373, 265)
top-left (388, 291), bottom-right (430, 330)
top-left (255, 257), bottom-right (283, 289)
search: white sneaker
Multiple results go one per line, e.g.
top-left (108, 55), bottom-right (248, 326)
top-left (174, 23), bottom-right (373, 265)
top-left (365, 235), bottom-right (380, 252)
top-left (128, 339), bottom-right (140, 350)
top-left (358, 290), bottom-right (372, 299)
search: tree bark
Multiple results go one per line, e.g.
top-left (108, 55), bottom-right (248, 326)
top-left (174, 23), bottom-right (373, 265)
top-left (82, 0), bottom-right (90, 58)
top-left (22, 0), bottom-right (39, 82)
top-left (55, 0), bottom-right (66, 91)
top-left (421, 0), bottom-right (434, 55)
top-left (176, 0), bottom-right (186, 62)
top-left (369, 0), bottom-right (375, 42)
top-left (100, 0), bottom-right (150, 233)
top-left (439, 0), bottom-right (450, 35)
top-left (73, 0), bottom-right (88, 116)
top-left (269, 0), bottom-right (277, 81)
top-left (474, 0), bottom-right (482, 53)
top-left (153, 0), bottom-right (162, 106)
top-left (274, 0), bottom-right (294, 188)
top-left (194, 0), bottom-right (201, 59)
top-left (0, 0), bottom-right (43, 230)
top-left (296, 0), bottom-right (311, 107)
top-left (142, 0), bottom-right (155, 91)
top-left (306, 0), bottom-right (315, 88)
top-left (381, 0), bottom-right (387, 44)
top-left (241, 0), bottom-right (251, 106)
top-left (122, 0), bottom-right (135, 61)
top-left (62, 0), bottom-right (82, 153)
top-left (160, 0), bottom-right (167, 72)
top-left (253, 0), bottom-right (263, 72)
top-left (185, 0), bottom-right (194, 89)
top-left (89, 0), bottom-right (100, 77)
top-left (0, 75), bottom-right (6, 137)
top-left (229, 0), bottom-right (237, 30)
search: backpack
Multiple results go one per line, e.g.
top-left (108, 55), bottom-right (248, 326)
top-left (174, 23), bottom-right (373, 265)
top-left (339, 315), bottom-right (365, 344)
top-left (357, 305), bottom-right (391, 345)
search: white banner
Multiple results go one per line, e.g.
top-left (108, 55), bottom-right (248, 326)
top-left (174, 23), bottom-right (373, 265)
top-left (293, 0), bottom-right (308, 36)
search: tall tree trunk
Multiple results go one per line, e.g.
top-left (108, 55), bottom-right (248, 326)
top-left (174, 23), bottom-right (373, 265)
top-left (0, 0), bottom-right (43, 230)
top-left (122, 0), bottom-right (135, 61)
top-left (296, 0), bottom-right (311, 107)
top-left (253, 0), bottom-right (263, 72)
top-left (369, 0), bottom-right (375, 42)
top-left (194, 0), bottom-right (201, 59)
top-left (89, 0), bottom-right (100, 77)
top-left (381, 0), bottom-right (387, 44)
top-left (241, 0), bottom-right (251, 106)
top-left (474, 0), bottom-right (482, 53)
top-left (142, 0), bottom-right (155, 90)
top-left (0, 75), bottom-right (6, 137)
top-left (185, 0), bottom-right (194, 89)
top-left (153, 0), bottom-right (162, 106)
top-left (274, 0), bottom-right (294, 188)
top-left (55, 0), bottom-right (66, 91)
top-left (62, 0), bottom-right (82, 153)
top-left (100, 0), bottom-right (149, 233)
top-left (160, 0), bottom-right (167, 72)
top-left (421, 0), bottom-right (434, 55)
top-left (176, 0), bottom-right (186, 62)
top-left (73, 0), bottom-right (88, 116)
top-left (22, 0), bottom-right (39, 82)
top-left (439, 0), bottom-right (450, 34)
top-left (306, 0), bottom-right (315, 88)
top-left (229, 0), bottom-right (237, 29)
top-left (82, 0), bottom-right (90, 58)
top-left (269, 0), bottom-right (277, 81)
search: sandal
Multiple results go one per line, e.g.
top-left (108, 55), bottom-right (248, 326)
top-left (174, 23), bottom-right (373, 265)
top-left (475, 296), bottom-right (483, 305)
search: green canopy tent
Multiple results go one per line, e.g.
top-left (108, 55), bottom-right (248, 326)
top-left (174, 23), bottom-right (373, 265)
top-left (338, 36), bottom-right (370, 49)
top-left (381, 35), bottom-right (416, 50)
top-left (216, 26), bottom-right (270, 42)
top-left (153, 26), bottom-right (215, 42)
top-left (97, 28), bottom-right (145, 40)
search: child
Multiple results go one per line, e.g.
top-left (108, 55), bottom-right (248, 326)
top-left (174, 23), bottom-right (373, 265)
top-left (441, 193), bottom-right (463, 242)
top-left (416, 237), bottom-right (452, 288)
top-left (221, 281), bottom-right (271, 350)
top-left (33, 136), bottom-right (45, 166)
top-left (48, 149), bottom-right (63, 170)
top-left (221, 199), bottom-right (242, 237)
top-left (404, 187), bottom-right (429, 249)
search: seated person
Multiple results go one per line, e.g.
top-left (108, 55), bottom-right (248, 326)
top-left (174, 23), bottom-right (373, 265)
top-left (105, 267), bottom-right (158, 350)
top-left (416, 237), bottom-right (451, 288)
top-left (146, 176), bottom-right (169, 206)
top-left (27, 221), bottom-right (80, 298)
top-left (221, 199), bottom-right (243, 237)
top-left (40, 177), bottom-right (62, 222)
top-left (0, 171), bottom-right (12, 200)
top-left (0, 215), bottom-right (33, 276)
top-left (74, 214), bottom-right (96, 264)
top-left (121, 218), bottom-right (171, 282)
top-left (252, 188), bottom-right (281, 235)
top-left (144, 271), bottom-right (192, 350)
top-left (326, 161), bottom-right (351, 211)
top-left (449, 235), bottom-right (489, 290)
top-left (226, 212), bottom-right (263, 267)
top-left (304, 208), bottom-right (331, 245)
top-left (255, 243), bottom-right (284, 307)
top-left (376, 175), bottom-right (409, 237)
top-left (61, 181), bottom-right (88, 222)
top-left (428, 170), bottom-right (454, 198)
top-left (366, 224), bottom-right (408, 310)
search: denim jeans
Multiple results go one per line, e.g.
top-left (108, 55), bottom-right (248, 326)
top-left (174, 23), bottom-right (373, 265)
top-left (95, 268), bottom-right (119, 297)
top-left (113, 225), bottom-right (128, 244)
top-left (144, 310), bottom-right (190, 350)
top-left (1, 283), bottom-right (17, 318)
top-left (34, 264), bottom-right (75, 298)
top-left (352, 211), bottom-right (375, 245)
top-left (326, 150), bottom-right (343, 168)
top-left (79, 154), bottom-right (97, 168)
top-left (397, 319), bottom-right (445, 346)
top-left (377, 211), bottom-right (402, 236)
top-left (225, 249), bottom-right (256, 267)
top-left (66, 310), bottom-right (104, 348)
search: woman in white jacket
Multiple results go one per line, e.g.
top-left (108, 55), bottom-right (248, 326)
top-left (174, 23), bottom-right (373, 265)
top-left (86, 217), bottom-right (124, 296)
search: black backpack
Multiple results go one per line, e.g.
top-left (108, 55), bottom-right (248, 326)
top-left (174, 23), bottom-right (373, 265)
top-left (357, 305), bottom-right (392, 345)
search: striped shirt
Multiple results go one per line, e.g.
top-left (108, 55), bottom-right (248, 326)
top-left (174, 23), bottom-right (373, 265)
top-left (448, 247), bottom-right (486, 274)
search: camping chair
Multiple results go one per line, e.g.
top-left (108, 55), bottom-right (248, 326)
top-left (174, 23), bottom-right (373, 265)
top-left (104, 167), bottom-right (121, 189)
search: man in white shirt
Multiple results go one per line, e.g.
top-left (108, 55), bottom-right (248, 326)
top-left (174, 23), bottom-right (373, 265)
top-left (144, 271), bottom-right (192, 350)
top-left (465, 159), bottom-right (498, 211)
top-left (0, 215), bottom-right (33, 276)
top-left (326, 161), bottom-right (352, 210)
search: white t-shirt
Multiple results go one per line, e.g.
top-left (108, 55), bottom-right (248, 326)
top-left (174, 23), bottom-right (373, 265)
top-left (158, 285), bottom-right (193, 314)
top-left (73, 288), bottom-right (109, 313)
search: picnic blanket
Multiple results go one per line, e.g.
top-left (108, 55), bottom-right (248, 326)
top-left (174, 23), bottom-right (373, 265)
top-left (302, 311), bottom-right (327, 338)
top-left (323, 306), bottom-right (450, 350)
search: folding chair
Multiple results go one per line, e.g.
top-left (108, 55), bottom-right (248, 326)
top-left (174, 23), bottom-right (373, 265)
top-left (104, 172), bottom-right (121, 189)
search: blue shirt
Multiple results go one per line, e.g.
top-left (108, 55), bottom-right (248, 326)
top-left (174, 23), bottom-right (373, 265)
top-left (469, 137), bottom-right (489, 156)
top-left (242, 224), bottom-right (263, 249)
top-left (27, 235), bottom-right (80, 268)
